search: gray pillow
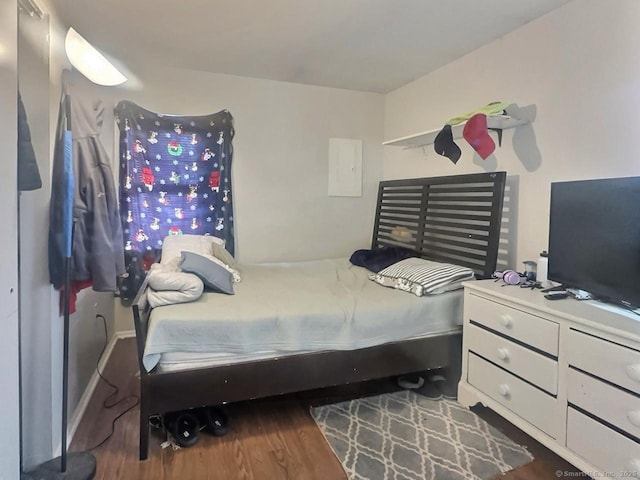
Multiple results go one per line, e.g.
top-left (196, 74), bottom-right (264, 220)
top-left (179, 251), bottom-right (234, 295)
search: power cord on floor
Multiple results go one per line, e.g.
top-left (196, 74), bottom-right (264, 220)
top-left (86, 314), bottom-right (140, 451)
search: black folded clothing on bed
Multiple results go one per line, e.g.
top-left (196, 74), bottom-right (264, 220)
top-left (349, 246), bottom-right (419, 273)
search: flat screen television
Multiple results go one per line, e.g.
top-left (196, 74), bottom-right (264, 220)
top-left (548, 175), bottom-right (640, 309)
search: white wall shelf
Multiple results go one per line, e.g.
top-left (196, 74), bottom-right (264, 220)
top-left (383, 115), bottom-right (528, 148)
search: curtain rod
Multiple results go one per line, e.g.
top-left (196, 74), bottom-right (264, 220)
top-left (18, 0), bottom-right (44, 19)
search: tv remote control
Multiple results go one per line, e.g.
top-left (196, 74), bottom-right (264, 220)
top-left (544, 292), bottom-right (568, 300)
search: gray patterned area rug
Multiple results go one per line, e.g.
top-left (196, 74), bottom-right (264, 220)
top-left (310, 390), bottom-right (533, 480)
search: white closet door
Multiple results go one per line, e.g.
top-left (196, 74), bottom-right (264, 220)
top-left (0, 0), bottom-right (21, 478)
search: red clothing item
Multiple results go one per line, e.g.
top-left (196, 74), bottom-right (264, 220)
top-left (59, 280), bottom-right (93, 315)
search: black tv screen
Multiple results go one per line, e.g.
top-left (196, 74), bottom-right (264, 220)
top-left (548, 176), bottom-right (640, 308)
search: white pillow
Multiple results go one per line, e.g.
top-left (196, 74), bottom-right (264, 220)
top-left (147, 262), bottom-right (204, 307)
top-left (370, 257), bottom-right (475, 296)
top-left (160, 234), bottom-right (225, 264)
top-left (182, 251), bottom-right (241, 283)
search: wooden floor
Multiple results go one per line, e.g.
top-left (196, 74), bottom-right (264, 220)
top-left (70, 337), bottom-right (583, 479)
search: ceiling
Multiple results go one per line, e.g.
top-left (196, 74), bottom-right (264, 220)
top-left (45, 0), bottom-right (570, 93)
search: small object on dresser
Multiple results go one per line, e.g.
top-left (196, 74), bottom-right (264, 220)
top-left (541, 284), bottom-right (566, 293)
top-left (493, 269), bottom-right (524, 285)
top-left (544, 292), bottom-right (568, 300)
top-left (567, 288), bottom-right (592, 300)
top-left (537, 250), bottom-right (562, 289)
top-left (523, 260), bottom-right (537, 281)
top-left (537, 251), bottom-right (549, 284)
top-left (520, 280), bottom-right (542, 290)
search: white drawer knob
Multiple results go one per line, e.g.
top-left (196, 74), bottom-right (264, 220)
top-left (627, 410), bottom-right (640, 428)
top-left (498, 384), bottom-right (510, 397)
top-left (497, 348), bottom-right (510, 361)
top-left (499, 315), bottom-right (513, 329)
top-left (626, 364), bottom-right (640, 382)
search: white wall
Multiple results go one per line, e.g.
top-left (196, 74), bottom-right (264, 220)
top-left (103, 65), bottom-right (385, 264)
top-left (383, 0), bottom-right (640, 269)
top-left (94, 66), bottom-right (384, 332)
top-left (18, 8), bottom-right (54, 469)
top-left (0, 0), bottom-right (21, 477)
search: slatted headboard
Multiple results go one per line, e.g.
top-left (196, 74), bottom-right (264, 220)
top-left (371, 172), bottom-right (507, 279)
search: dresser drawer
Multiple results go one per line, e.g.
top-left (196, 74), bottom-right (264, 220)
top-left (568, 368), bottom-right (640, 439)
top-left (467, 352), bottom-right (559, 439)
top-left (568, 329), bottom-right (640, 395)
top-left (467, 323), bottom-right (558, 394)
top-left (465, 293), bottom-right (559, 356)
top-left (567, 407), bottom-right (640, 477)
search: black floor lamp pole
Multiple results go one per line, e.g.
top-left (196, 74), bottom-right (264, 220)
top-left (21, 230), bottom-right (96, 478)
top-left (61, 232), bottom-right (72, 472)
top-left (60, 94), bottom-right (73, 475)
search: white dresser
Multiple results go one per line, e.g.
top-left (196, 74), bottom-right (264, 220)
top-left (458, 280), bottom-right (640, 478)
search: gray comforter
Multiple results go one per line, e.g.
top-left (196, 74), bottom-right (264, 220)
top-left (143, 258), bottom-right (464, 372)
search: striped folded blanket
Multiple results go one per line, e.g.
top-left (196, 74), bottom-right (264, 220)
top-left (370, 257), bottom-right (475, 296)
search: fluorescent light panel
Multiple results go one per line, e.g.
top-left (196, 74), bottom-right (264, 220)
top-left (64, 28), bottom-right (127, 86)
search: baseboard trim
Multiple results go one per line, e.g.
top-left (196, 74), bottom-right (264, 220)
top-left (116, 329), bottom-right (136, 339)
top-left (65, 332), bottom-right (121, 450)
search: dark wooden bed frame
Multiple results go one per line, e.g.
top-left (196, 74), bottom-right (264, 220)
top-left (132, 171), bottom-right (507, 460)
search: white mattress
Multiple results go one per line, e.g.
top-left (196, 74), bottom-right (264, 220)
top-left (143, 258), bottom-right (465, 372)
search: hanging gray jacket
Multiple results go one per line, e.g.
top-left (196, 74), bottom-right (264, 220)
top-left (49, 81), bottom-right (125, 291)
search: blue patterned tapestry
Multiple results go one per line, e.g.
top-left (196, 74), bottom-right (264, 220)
top-left (115, 101), bottom-right (234, 301)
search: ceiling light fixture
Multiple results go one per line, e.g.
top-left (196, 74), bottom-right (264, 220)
top-left (64, 27), bottom-right (127, 86)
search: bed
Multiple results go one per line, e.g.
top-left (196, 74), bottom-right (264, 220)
top-left (132, 171), bottom-right (507, 460)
